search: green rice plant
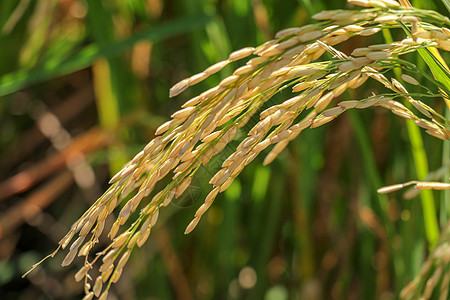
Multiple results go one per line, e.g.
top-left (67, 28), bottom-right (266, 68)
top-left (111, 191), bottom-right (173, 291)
top-left (23, 0), bottom-right (450, 299)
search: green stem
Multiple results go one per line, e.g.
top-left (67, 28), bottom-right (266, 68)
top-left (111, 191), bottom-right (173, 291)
top-left (442, 106), bottom-right (450, 227)
top-left (406, 120), bottom-right (440, 247)
top-left (383, 28), bottom-right (440, 248)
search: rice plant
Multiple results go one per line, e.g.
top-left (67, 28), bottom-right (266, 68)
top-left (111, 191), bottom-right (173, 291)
top-left (20, 0), bottom-right (450, 299)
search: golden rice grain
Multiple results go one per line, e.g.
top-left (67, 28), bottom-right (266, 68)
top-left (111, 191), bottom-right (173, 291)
top-left (275, 27), bottom-right (302, 38)
top-left (137, 229), bottom-right (151, 247)
top-left (247, 56), bottom-right (270, 65)
top-left (348, 74), bottom-right (368, 89)
top-left (220, 177), bottom-right (235, 192)
top-left (188, 72), bottom-right (208, 86)
top-left (400, 16), bottom-right (419, 23)
top-left (232, 159), bottom-right (248, 175)
top-left (99, 260), bottom-right (113, 274)
top-left (359, 27), bottom-right (381, 36)
top-left (401, 74), bottom-right (419, 85)
top-left (305, 89), bottom-right (324, 109)
top-left (367, 44), bottom-right (392, 51)
top-left (351, 57), bottom-right (372, 68)
top-left (415, 182), bottom-right (450, 190)
top-left (292, 81), bottom-right (316, 92)
top-left (155, 120), bottom-right (173, 136)
top-left (314, 92), bottom-right (335, 111)
top-left (298, 30), bottom-right (323, 42)
top-left (379, 0), bottom-right (400, 7)
top-left (348, 0), bottom-right (371, 6)
top-left (205, 60), bottom-right (230, 76)
top-left (391, 108), bottom-right (415, 119)
top-left (337, 100), bottom-right (359, 109)
top-left (331, 11), bottom-right (354, 21)
top-left (117, 251), bottom-right (131, 269)
top-left (366, 51), bottom-right (390, 60)
top-left (101, 264), bottom-right (114, 282)
top-left (184, 217), bottom-right (200, 234)
top-left (410, 100), bottom-right (432, 118)
top-left (82, 292), bottom-right (94, 300)
top-left (426, 128), bottom-right (449, 140)
top-left (323, 25), bottom-right (339, 32)
top-left (233, 64), bottom-right (256, 76)
top-left (311, 115), bottom-right (336, 128)
top-left (98, 291), bottom-right (108, 300)
top-left (61, 249), bottom-right (77, 267)
top-left (377, 183), bottom-right (405, 194)
top-left (252, 139), bottom-right (271, 153)
top-left (219, 75), bottom-right (240, 88)
top-left (322, 106), bottom-right (344, 117)
top-left (263, 140), bottom-right (289, 165)
top-left (282, 45), bottom-right (306, 58)
top-left (374, 15), bottom-right (399, 23)
top-left (352, 47), bottom-right (372, 57)
top-left (291, 119), bottom-right (313, 133)
top-left (321, 34), bottom-right (350, 46)
top-left (195, 202), bottom-right (213, 218)
top-left (102, 249), bottom-right (118, 265)
top-left (437, 39), bottom-right (450, 51)
top-left (356, 98), bottom-right (380, 108)
top-left (93, 276), bottom-right (103, 296)
top-left (175, 177), bottom-right (192, 197)
top-left (431, 30), bottom-right (448, 40)
top-left (229, 47), bottom-right (255, 61)
top-left (338, 61), bottom-right (357, 72)
top-left (312, 10), bottom-right (336, 20)
top-left (414, 118), bottom-right (439, 130)
top-left (442, 27), bottom-right (450, 37)
top-left (75, 264), bottom-right (91, 282)
top-left (169, 79), bottom-right (189, 98)
top-left (270, 130), bottom-right (290, 144)
top-left (258, 44), bottom-right (284, 57)
top-left (78, 241), bottom-right (93, 256)
top-left (277, 38), bottom-right (300, 50)
top-left (270, 67), bottom-right (292, 77)
top-left (112, 232), bottom-right (131, 249)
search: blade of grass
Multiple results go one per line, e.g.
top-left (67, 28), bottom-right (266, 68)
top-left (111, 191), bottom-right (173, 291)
top-left (18, 0), bottom-right (57, 69)
top-left (440, 0), bottom-right (450, 13)
top-left (385, 25), bottom-right (440, 248)
top-left (443, 108), bottom-right (450, 226)
top-left (0, 14), bottom-right (213, 97)
top-left (92, 58), bottom-right (127, 174)
top-left (87, 0), bottom-right (133, 175)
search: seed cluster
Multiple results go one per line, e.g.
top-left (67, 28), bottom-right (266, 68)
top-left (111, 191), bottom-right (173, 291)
top-left (25, 0), bottom-right (450, 298)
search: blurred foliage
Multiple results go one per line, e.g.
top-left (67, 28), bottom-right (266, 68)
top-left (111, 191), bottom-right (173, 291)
top-left (0, 0), bottom-right (448, 299)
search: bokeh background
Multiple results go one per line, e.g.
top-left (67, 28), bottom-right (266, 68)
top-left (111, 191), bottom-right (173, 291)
top-left (0, 0), bottom-right (449, 299)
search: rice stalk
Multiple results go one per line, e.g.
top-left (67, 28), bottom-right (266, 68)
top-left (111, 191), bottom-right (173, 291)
top-left (24, 0), bottom-right (450, 298)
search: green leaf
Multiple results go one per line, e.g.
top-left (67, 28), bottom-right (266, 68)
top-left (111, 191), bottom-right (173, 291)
top-left (441, 0), bottom-right (450, 14)
top-left (0, 15), bottom-right (213, 97)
